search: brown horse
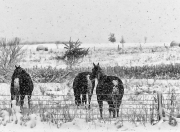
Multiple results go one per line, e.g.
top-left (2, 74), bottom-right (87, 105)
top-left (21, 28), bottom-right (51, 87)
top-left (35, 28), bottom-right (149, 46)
top-left (73, 72), bottom-right (95, 109)
top-left (91, 63), bottom-right (124, 118)
top-left (10, 65), bottom-right (34, 110)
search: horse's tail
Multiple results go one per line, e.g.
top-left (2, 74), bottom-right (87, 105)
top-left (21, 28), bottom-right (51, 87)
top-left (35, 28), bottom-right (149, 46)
top-left (111, 78), bottom-right (124, 112)
top-left (117, 79), bottom-right (124, 98)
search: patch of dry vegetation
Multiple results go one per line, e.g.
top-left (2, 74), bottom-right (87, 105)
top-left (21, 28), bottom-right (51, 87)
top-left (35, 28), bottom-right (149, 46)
top-left (0, 37), bottom-right (25, 82)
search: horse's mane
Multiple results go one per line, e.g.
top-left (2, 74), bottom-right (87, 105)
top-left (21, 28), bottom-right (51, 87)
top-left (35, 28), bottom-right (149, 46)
top-left (98, 69), bottom-right (107, 81)
top-left (12, 67), bottom-right (28, 78)
top-left (21, 68), bottom-right (27, 74)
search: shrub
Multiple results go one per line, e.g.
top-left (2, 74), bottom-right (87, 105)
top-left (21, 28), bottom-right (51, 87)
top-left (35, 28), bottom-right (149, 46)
top-left (25, 66), bottom-right (75, 83)
top-left (0, 37), bottom-right (25, 82)
top-left (8, 62), bottom-right (180, 83)
top-left (55, 38), bottom-right (89, 69)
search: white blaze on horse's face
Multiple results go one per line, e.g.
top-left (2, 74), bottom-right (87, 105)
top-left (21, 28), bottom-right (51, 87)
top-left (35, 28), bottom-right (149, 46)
top-left (94, 78), bottom-right (98, 89)
top-left (14, 78), bottom-right (20, 90)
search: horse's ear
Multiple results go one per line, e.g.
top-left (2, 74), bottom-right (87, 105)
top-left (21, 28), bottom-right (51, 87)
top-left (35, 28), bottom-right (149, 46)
top-left (15, 65), bottom-right (17, 68)
top-left (93, 63), bottom-right (96, 67)
top-left (18, 65), bottom-right (20, 68)
top-left (97, 63), bottom-right (99, 66)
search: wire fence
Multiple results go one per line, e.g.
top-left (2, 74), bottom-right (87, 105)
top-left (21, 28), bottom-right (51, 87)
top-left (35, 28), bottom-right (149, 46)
top-left (0, 93), bottom-right (180, 126)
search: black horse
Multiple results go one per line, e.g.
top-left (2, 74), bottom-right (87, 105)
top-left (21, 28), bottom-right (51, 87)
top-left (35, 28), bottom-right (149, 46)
top-left (91, 63), bottom-right (124, 118)
top-left (10, 65), bottom-right (34, 110)
top-left (73, 72), bottom-right (95, 109)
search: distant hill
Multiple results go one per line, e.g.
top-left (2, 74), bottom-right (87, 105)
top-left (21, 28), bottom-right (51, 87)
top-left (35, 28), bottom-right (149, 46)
top-left (20, 41), bottom-right (67, 45)
top-left (20, 40), bottom-right (81, 45)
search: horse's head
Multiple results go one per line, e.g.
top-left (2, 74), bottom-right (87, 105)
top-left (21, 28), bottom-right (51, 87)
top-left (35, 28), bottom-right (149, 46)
top-left (91, 62), bottom-right (104, 81)
top-left (12, 65), bottom-right (24, 79)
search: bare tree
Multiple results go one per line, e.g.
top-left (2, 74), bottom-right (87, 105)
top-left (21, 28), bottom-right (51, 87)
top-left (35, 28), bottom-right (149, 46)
top-left (0, 37), bottom-right (26, 82)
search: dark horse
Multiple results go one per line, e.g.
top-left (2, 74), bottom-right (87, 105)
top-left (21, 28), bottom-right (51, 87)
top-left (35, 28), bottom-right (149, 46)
top-left (73, 72), bottom-right (95, 109)
top-left (91, 63), bottom-right (124, 118)
top-left (10, 65), bottom-right (34, 110)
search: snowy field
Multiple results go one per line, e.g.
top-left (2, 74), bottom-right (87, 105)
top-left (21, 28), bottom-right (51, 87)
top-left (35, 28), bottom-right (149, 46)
top-left (1, 42), bottom-right (180, 131)
top-left (19, 42), bottom-right (180, 69)
top-left (0, 79), bottom-right (180, 131)
top-left (22, 42), bottom-right (171, 51)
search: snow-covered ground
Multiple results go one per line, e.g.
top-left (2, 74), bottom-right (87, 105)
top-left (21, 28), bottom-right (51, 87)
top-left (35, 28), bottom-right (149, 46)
top-left (0, 79), bottom-right (180, 131)
top-left (22, 42), bottom-right (171, 51)
top-left (1, 42), bottom-right (180, 131)
top-left (19, 42), bottom-right (180, 69)
top-left (0, 117), bottom-right (180, 132)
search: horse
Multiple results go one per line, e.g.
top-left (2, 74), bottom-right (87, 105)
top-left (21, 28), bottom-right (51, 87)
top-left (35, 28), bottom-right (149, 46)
top-left (91, 63), bottom-right (124, 118)
top-left (10, 65), bottom-right (34, 110)
top-left (73, 72), bottom-right (95, 109)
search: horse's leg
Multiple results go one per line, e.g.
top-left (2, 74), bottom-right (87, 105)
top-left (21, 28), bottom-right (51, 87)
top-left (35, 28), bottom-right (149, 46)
top-left (73, 85), bottom-right (79, 106)
top-left (11, 95), bottom-right (14, 108)
top-left (89, 80), bottom-right (95, 109)
top-left (74, 87), bottom-right (81, 107)
top-left (74, 95), bottom-right (77, 105)
top-left (20, 95), bottom-right (25, 111)
top-left (116, 92), bottom-right (123, 117)
top-left (78, 95), bottom-right (81, 106)
top-left (27, 95), bottom-right (32, 109)
top-left (75, 93), bottom-right (81, 107)
top-left (116, 99), bottom-right (122, 117)
top-left (88, 81), bottom-right (95, 109)
top-left (107, 100), bottom-right (115, 118)
top-left (88, 93), bottom-right (92, 109)
top-left (97, 96), bottom-right (103, 119)
top-left (16, 95), bottom-right (19, 106)
top-left (82, 93), bottom-right (87, 107)
top-left (82, 86), bottom-right (87, 107)
top-left (75, 95), bottom-right (79, 106)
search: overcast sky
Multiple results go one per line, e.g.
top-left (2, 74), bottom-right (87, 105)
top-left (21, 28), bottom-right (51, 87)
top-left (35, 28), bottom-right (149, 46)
top-left (0, 0), bottom-right (180, 43)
